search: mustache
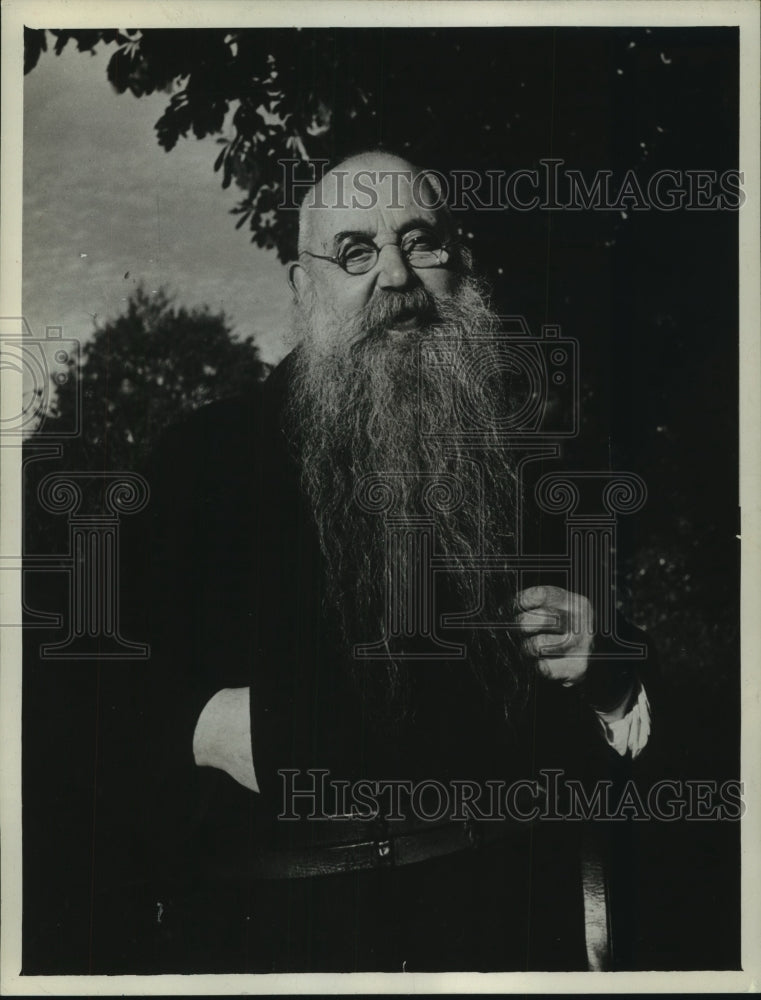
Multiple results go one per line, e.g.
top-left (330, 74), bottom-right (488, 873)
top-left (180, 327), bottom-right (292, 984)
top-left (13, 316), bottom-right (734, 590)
top-left (348, 286), bottom-right (441, 346)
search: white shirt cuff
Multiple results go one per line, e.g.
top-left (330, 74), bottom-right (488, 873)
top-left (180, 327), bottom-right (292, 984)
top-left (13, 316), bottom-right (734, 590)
top-left (193, 687), bottom-right (259, 792)
top-left (595, 681), bottom-right (651, 759)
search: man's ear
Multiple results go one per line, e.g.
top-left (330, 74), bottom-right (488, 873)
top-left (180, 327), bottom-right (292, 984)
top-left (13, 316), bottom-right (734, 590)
top-left (288, 261), bottom-right (309, 300)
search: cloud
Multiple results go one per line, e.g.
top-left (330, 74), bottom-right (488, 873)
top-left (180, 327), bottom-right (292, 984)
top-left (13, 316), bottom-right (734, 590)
top-left (23, 42), bottom-right (290, 365)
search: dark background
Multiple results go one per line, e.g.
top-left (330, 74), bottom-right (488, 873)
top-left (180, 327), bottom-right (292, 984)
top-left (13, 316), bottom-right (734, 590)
top-left (22, 27), bottom-right (741, 973)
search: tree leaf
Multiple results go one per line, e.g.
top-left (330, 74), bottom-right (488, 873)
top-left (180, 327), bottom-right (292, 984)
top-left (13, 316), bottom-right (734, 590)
top-left (214, 144), bottom-right (228, 172)
top-left (23, 28), bottom-right (48, 76)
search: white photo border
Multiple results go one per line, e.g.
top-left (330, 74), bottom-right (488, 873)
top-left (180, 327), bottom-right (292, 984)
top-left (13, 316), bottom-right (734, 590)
top-left (2, 1), bottom-right (759, 994)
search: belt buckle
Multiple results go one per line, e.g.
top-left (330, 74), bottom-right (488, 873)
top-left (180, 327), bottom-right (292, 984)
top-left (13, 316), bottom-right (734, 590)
top-left (372, 817), bottom-right (394, 868)
top-left (375, 838), bottom-right (393, 867)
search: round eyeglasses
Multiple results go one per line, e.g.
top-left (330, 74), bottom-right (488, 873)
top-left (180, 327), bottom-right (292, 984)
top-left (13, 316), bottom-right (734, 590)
top-left (300, 229), bottom-right (457, 276)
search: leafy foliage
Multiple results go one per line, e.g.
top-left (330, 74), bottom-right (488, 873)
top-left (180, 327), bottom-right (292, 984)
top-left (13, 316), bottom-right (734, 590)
top-left (25, 26), bottom-right (735, 267)
top-left (29, 286), bottom-right (267, 472)
top-left (23, 287), bottom-right (267, 564)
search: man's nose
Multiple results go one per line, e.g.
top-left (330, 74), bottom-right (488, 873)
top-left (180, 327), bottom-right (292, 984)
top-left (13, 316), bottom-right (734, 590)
top-left (375, 244), bottom-right (413, 290)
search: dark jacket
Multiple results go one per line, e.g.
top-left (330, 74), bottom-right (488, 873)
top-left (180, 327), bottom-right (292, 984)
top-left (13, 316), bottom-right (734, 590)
top-left (91, 354), bottom-right (658, 973)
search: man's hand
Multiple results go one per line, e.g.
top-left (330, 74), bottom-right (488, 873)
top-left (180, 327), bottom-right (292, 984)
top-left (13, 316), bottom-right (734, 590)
top-left (515, 586), bottom-right (639, 722)
top-left (514, 585), bottom-right (594, 688)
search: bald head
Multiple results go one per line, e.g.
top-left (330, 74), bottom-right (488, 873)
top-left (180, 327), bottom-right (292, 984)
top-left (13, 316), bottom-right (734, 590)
top-left (297, 151), bottom-right (450, 255)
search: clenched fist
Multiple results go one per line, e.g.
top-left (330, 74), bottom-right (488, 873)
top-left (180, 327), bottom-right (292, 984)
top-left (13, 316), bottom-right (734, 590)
top-left (514, 585), bottom-right (638, 718)
top-left (514, 585), bottom-right (594, 687)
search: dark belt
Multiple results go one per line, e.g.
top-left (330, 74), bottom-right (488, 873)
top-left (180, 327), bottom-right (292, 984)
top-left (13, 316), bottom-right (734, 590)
top-left (217, 817), bottom-right (531, 881)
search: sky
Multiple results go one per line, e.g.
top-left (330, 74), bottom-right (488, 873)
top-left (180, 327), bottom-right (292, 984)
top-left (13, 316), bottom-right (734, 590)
top-left (23, 41), bottom-right (292, 366)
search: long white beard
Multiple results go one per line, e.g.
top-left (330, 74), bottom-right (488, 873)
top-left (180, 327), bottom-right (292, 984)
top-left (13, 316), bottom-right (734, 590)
top-left (284, 275), bottom-right (528, 722)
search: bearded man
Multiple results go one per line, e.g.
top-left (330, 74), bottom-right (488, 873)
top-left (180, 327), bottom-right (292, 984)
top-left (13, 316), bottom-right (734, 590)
top-left (108, 151), bottom-right (656, 974)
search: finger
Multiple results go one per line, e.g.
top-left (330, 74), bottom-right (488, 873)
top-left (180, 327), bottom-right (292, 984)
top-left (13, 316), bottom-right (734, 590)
top-left (516, 589), bottom-right (594, 637)
top-left (514, 585), bottom-right (567, 612)
top-left (520, 630), bottom-right (576, 658)
top-left (514, 608), bottom-right (565, 635)
top-left (514, 586), bottom-right (548, 612)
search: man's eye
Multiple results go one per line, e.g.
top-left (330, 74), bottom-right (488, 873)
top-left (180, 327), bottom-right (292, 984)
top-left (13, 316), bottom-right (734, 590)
top-left (339, 242), bottom-right (375, 265)
top-left (403, 231), bottom-right (439, 253)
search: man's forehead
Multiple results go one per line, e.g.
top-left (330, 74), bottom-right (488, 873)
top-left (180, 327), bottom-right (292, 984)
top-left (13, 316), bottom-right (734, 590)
top-left (303, 162), bottom-right (447, 248)
top-left (309, 204), bottom-right (443, 247)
